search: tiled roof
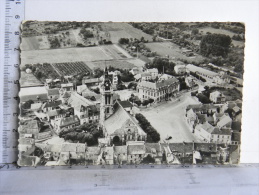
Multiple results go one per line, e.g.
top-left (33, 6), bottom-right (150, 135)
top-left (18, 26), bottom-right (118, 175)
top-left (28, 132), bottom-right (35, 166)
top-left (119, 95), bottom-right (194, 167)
top-left (217, 114), bottom-right (232, 129)
top-left (57, 115), bottom-right (80, 127)
top-left (62, 91), bottom-right (71, 98)
top-left (104, 103), bottom-right (146, 136)
top-left (47, 88), bottom-right (60, 96)
top-left (47, 109), bottom-right (66, 117)
top-left (68, 92), bottom-right (95, 111)
top-left (61, 143), bottom-right (86, 153)
top-left (186, 104), bottom-right (219, 112)
top-left (77, 85), bottom-right (87, 93)
top-left (83, 78), bottom-right (101, 84)
top-left (147, 68), bottom-right (158, 73)
top-left (87, 147), bottom-right (101, 155)
top-left (61, 83), bottom-right (73, 88)
top-left (138, 78), bottom-right (179, 90)
top-left (194, 143), bottom-right (217, 152)
top-left (169, 143), bottom-right (193, 153)
top-left (231, 132), bottom-right (241, 142)
top-left (118, 101), bottom-right (133, 108)
top-left (36, 143), bottom-right (62, 153)
top-left (231, 121), bottom-right (242, 131)
top-left (114, 146), bottom-right (127, 155)
top-left (197, 122), bottom-right (215, 134)
top-left (30, 103), bottom-right (42, 110)
top-left (128, 145), bottom-right (146, 155)
top-left (232, 106), bottom-right (240, 113)
top-left (186, 64), bottom-right (218, 76)
top-left (145, 143), bottom-right (162, 154)
top-left (211, 128), bottom-right (232, 135)
top-left (42, 100), bottom-right (62, 109)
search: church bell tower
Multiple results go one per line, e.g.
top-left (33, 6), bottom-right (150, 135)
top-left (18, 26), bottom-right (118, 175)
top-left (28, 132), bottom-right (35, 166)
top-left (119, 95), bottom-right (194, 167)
top-left (99, 67), bottom-right (114, 127)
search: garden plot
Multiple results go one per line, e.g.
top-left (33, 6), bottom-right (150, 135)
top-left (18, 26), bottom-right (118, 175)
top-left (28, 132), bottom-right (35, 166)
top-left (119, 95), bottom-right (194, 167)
top-left (20, 71), bottom-right (43, 87)
top-left (52, 62), bottom-right (92, 76)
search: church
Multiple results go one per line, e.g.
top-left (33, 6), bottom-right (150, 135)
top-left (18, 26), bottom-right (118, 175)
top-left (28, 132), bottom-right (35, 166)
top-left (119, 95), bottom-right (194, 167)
top-left (99, 68), bottom-right (147, 145)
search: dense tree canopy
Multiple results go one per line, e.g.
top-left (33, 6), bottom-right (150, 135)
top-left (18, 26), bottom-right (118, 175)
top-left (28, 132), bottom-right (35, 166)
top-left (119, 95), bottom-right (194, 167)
top-left (135, 113), bottom-right (160, 143)
top-left (200, 34), bottom-right (232, 57)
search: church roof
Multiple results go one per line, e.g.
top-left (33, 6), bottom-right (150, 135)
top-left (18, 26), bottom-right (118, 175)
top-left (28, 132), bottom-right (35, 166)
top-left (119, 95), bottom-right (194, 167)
top-left (104, 103), bottom-right (146, 136)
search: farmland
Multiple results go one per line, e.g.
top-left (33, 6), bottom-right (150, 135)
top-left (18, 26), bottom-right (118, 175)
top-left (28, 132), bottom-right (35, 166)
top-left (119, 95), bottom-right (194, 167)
top-left (145, 42), bottom-right (205, 64)
top-left (52, 62), bottom-right (91, 76)
top-left (101, 23), bottom-right (153, 43)
top-left (21, 45), bottom-right (132, 66)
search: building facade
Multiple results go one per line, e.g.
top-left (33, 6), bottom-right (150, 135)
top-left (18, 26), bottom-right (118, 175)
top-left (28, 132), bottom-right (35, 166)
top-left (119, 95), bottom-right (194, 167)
top-left (137, 78), bottom-right (179, 102)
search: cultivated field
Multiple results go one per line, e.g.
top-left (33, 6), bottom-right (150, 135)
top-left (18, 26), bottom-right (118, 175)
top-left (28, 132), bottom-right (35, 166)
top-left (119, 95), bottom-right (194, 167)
top-left (21, 45), bottom-right (131, 66)
top-left (52, 61), bottom-right (91, 76)
top-left (145, 42), bottom-right (205, 64)
top-left (20, 71), bottom-right (43, 87)
top-left (101, 23), bottom-right (153, 43)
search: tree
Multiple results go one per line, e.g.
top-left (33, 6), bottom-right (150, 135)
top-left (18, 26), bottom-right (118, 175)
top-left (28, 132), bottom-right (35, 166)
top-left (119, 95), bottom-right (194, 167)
top-left (142, 154), bottom-right (155, 164)
top-left (22, 100), bottom-right (34, 109)
top-left (200, 33), bottom-right (232, 57)
top-left (191, 28), bottom-right (199, 35)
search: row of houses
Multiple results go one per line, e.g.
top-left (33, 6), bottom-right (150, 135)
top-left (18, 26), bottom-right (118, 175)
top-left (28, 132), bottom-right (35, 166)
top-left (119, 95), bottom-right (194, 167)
top-left (18, 136), bottom-right (239, 166)
top-left (186, 102), bottom-right (242, 146)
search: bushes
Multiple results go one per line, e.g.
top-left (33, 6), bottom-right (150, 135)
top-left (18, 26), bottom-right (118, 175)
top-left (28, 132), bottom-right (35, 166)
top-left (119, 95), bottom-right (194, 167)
top-left (135, 113), bottom-right (160, 143)
top-left (59, 123), bottom-right (103, 146)
top-left (190, 71), bottom-right (206, 82)
top-left (197, 93), bottom-right (211, 104)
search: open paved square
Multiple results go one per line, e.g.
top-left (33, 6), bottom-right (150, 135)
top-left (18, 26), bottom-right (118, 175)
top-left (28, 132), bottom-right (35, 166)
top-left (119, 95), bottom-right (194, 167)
top-left (140, 92), bottom-right (202, 143)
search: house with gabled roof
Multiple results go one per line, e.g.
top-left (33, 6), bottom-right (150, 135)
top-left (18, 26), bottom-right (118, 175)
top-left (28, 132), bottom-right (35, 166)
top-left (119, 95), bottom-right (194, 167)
top-left (47, 88), bottom-right (60, 101)
top-left (42, 100), bottom-right (62, 113)
top-left (216, 114), bottom-right (232, 129)
top-left (194, 122), bottom-right (231, 144)
top-left (19, 120), bottom-right (52, 141)
top-left (68, 92), bottom-right (99, 124)
top-left (85, 146), bottom-right (101, 165)
top-left (169, 142), bottom-right (193, 164)
top-left (127, 141), bottom-right (146, 164)
top-left (59, 143), bottom-right (86, 164)
top-left (210, 91), bottom-right (226, 104)
top-left (53, 115), bottom-right (80, 134)
top-left (114, 145), bottom-right (127, 165)
top-left (61, 83), bottom-right (74, 92)
top-left (145, 143), bottom-right (163, 164)
top-left (46, 109), bottom-right (67, 122)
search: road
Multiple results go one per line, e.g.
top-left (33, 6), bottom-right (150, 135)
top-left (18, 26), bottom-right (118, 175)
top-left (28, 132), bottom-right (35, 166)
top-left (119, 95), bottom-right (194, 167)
top-left (140, 92), bottom-right (202, 143)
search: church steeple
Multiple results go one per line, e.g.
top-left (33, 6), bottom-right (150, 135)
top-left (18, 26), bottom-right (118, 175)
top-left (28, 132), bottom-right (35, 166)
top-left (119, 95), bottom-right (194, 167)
top-left (99, 66), bottom-right (114, 127)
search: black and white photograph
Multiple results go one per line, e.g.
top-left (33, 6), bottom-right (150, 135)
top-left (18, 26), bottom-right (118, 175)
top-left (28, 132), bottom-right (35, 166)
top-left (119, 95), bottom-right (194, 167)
top-left (18, 21), bottom-right (244, 166)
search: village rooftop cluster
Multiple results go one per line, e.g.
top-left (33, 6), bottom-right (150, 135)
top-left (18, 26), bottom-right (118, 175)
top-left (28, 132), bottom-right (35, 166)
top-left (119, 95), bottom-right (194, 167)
top-left (19, 22), bottom-right (244, 166)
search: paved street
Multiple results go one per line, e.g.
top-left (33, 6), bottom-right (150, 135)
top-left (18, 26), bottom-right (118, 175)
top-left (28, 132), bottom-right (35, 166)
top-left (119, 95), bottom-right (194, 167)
top-left (140, 92), bottom-right (202, 143)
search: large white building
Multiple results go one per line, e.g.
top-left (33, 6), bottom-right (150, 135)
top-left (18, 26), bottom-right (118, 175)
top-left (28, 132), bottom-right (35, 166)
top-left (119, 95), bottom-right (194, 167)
top-left (137, 78), bottom-right (179, 102)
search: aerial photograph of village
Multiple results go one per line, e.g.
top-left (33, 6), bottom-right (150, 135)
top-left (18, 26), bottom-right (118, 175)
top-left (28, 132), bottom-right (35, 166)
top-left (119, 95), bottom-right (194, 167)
top-left (18, 21), bottom-right (244, 166)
